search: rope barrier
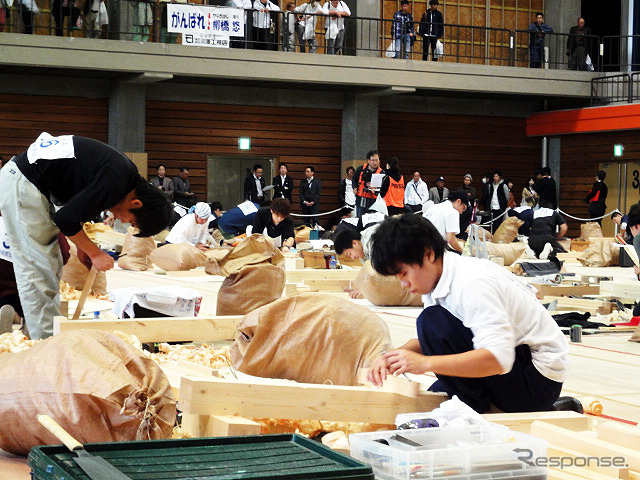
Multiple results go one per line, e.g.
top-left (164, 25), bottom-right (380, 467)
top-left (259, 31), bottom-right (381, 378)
top-left (556, 208), bottom-right (619, 223)
top-left (478, 209), bottom-right (509, 226)
top-left (290, 206), bottom-right (348, 218)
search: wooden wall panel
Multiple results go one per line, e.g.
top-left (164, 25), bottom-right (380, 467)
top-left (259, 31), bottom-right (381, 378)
top-left (0, 94), bottom-right (108, 159)
top-left (145, 102), bottom-right (342, 216)
top-left (560, 131), bottom-right (640, 237)
top-left (378, 111), bottom-right (540, 210)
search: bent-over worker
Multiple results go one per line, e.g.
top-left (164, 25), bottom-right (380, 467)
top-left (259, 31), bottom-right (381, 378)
top-left (251, 198), bottom-right (295, 252)
top-left (165, 202), bottom-right (215, 251)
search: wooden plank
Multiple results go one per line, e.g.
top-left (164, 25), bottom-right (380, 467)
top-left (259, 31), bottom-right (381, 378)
top-left (180, 377), bottom-right (447, 425)
top-left (94, 230), bottom-right (127, 247)
top-left (481, 411), bottom-right (594, 434)
top-left (530, 421), bottom-right (640, 471)
top-left (356, 368), bottom-right (419, 398)
top-left (597, 422), bottom-right (640, 451)
top-left (547, 445), bottom-right (630, 480)
top-left (548, 297), bottom-right (615, 315)
top-left (53, 315), bottom-right (241, 343)
top-left (303, 279), bottom-right (352, 292)
top-left (533, 283), bottom-right (600, 298)
top-left (181, 414), bottom-right (261, 438)
top-left (285, 269), bottom-right (360, 283)
top-left (600, 281), bottom-right (640, 302)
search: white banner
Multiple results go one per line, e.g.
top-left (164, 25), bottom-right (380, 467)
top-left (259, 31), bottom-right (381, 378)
top-left (167, 4), bottom-right (244, 37)
top-left (183, 33), bottom-right (230, 48)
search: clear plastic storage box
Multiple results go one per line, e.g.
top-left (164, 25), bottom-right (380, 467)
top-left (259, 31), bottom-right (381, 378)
top-left (350, 424), bottom-right (547, 480)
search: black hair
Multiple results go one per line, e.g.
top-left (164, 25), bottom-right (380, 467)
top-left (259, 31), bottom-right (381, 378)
top-left (411, 170), bottom-right (420, 175)
top-left (492, 170), bottom-right (503, 178)
top-left (346, 166), bottom-right (355, 174)
top-left (305, 165), bottom-right (315, 173)
top-left (597, 170), bottom-right (606, 181)
top-left (210, 201), bottom-right (223, 212)
top-left (525, 177), bottom-right (536, 189)
top-left (179, 167), bottom-right (189, 173)
top-left (333, 228), bottom-right (361, 254)
top-left (156, 164), bottom-right (166, 171)
top-left (387, 157), bottom-right (400, 170)
top-left (253, 164), bottom-right (263, 172)
top-left (628, 204), bottom-right (640, 228)
top-left (535, 12), bottom-right (544, 17)
top-left (270, 197), bottom-right (292, 217)
top-left (448, 190), bottom-right (470, 207)
top-left (279, 163), bottom-right (288, 170)
top-left (543, 166), bottom-right (552, 176)
top-left (366, 150), bottom-right (379, 161)
top-left (371, 215), bottom-right (447, 276)
top-left (131, 176), bottom-right (174, 237)
top-left (535, 168), bottom-right (544, 176)
top-left (400, 0), bottom-right (409, 5)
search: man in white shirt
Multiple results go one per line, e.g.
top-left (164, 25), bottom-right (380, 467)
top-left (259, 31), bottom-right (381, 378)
top-left (324, 0), bottom-right (350, 54)
top-left (231, 0), bottom-right (252, 48)
top-left (404, 170), bottom-right (428, 213)
top-left (423, 190), bottom-right (468, 253)
top-left (282, 2), bottom-right (297, 51)
top-left (165, 202), bottom-right (215, 251)
top-left (368, 214), bottom-right (569, 413)
top-left (253, 0), bottom-right (280, 50)
top-left (294, 1), bottom-right (327, 53)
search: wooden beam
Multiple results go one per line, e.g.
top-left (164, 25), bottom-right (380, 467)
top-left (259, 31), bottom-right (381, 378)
top-left (600, 281), bottom-right (640, 302)
top-left (481, 411), bottom-right (593, 434)
top-left (285, 269), bottom-right (360, 283)
top-left (53, 315), bottom-right (241, 343)
top-left (94, 230), bottom-right (127, 247)
top-left (181, 414), bottom-right (260, 438)
top-left (530, 421), bottom-right (640, 471)
top-left (179, 376), bottom-right (447, 425)
top-left (547, 297), bottom-right (614, 315)
top-left (597, 422), bottom-right (640, 451)
top-left (547, 445), bottom-right (630, 480)
top-left (303, 279), bottom-right (352, 292)
top-left (533, 283), bottom-right (600, 298)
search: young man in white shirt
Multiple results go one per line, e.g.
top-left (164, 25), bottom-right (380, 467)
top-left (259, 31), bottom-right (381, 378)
top-left (368, 214), bottom-right (569, 413)
top-left (423, 190), bottom-right (467, 253)
top-left (253, 0), bottom-right (280, 50)
top-left (324, 0), bottom-right (350, 54)
top-left (165, 202), bottom-right (215, 251)
top-left (404, 170), bottom-right (428, 213)
top-left (294, 1), bottom-right (327, 53)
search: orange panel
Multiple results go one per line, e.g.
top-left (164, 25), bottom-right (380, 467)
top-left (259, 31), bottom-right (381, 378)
top-left (527, 104), bottom-right (640, 137)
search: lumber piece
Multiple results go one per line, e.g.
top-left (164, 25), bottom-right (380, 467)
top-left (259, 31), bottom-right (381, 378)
top-left (179, 376), bottom-right (447, 424)
top-left (181, 414), bottom-right (260, 438)
top-left (53, 315), bottom-right (241, 342)
top-left (94, 230), bottom-right (126, 247)
top-left (285, 269), bottom-right (360, 283)
top-left (597, 422), bottom-right (640, 451)
top-left (303, 279), bottom-right (352, 292)
top-left (72, 266), bottom-right (97, 320)
top-left (165, 270), bottom-right (210, 278)
top-left (481, 411), bottom-right (593, 434)
top-left (530, 421), bottom-right (640, 471)
top-left (549, 297), bottom-right (614, 315)
top-left (600, 281), bottom-right (640, 302)
top-left (547, 445), bottom-right (629, 479)
top-left (533, 283), bottom-right (600, 298)
top-left (356, 368), bottom-right (420, 398)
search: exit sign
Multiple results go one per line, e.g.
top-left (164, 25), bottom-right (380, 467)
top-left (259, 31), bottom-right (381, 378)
top-left (238, 137), bottom-right (251, 151)
top-left (614, 144), bottom-right (624, 157)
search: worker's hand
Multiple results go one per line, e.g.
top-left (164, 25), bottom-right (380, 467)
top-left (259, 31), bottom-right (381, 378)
top-left (383, 349), bottom-right (429, 376)
top-left (349, 288), bottom-right (363, 299)
top-left (367, 356), bottom-right (389, 387)
top-left (196, 243), bottom-right (209, 251)
top-left (281, 245), bottom-right (290, 253)
top-left (90, 250), bottom-right (114, 272)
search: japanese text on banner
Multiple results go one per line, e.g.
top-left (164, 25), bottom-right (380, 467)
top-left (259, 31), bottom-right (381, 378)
top-left (167, 4), bottom-right (244, 37)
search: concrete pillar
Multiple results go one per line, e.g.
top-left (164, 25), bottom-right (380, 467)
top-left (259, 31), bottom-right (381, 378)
top-left (548, 136), bottom-right (562, 205)
top-left (544, 0), bottom-right (581, 68)
top-left (342, 93), bottom-right (378, 161)
top-left (110, 0), bottom-right (136, 41)
top-left (351, 0), bottom-right (380, 58)
top-left (109, 81), bottom-right (146, 152)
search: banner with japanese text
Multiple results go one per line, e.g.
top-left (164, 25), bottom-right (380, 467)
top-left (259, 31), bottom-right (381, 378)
top-left (167, 5), bottom-right (244, 38)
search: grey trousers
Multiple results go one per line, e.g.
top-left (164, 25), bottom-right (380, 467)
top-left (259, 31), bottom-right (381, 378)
top-left (0, 161), bottom-right (62, 339)
top-left (327, 29), bottom-right (345, 54)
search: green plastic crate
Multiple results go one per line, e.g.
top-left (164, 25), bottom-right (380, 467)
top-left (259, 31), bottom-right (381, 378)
top-left (28, 434), bottom-right (374, 480)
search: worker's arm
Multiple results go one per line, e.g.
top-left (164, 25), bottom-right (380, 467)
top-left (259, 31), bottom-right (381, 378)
top-left (368, 338), bottom-right (422, 386)
top-left (447, 232), bottom-right (463, 253)
top-left (384, 348), bottom-right (502, 379)
top-left (557, 223), bottom-right (568, 239)
top-left (68, 230), bottom-right (114, 271)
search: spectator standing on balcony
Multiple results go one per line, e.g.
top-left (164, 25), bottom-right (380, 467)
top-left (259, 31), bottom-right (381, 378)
top-left (419, 0), bottom-right (443, 62)
top-left (253, 0), bottom-right (280, 50)
top-left (282, 2), bottom-right (297, 51)
top-left (150, 165), bottom-right (174, 201)
top-left (83, 0), bottom-right (109, 39)
top-left (354, 150), bottom-right (384, 217)
top-left (324, 0), bottom-right (350, 55)
top-left (392, 0), bottom-right (414, 59)
top-left (52, 0), bottom-right (82, 36)
top-left (528, 12), bottom-right (553, 68)
top-left (173, 167), bottom-right (198, 208)
top-left (132, 0), bottom-right (153, 42)
top-left (405, 170), bottom-right (429, 213)
top-left (231, 0), bottom-right (252, 49)
top-left (294, 1), bottom-right (327, 54)
top-left (244, 163), bottom-right (266, 204)
top-left (17, 0), bottom-right (38, 34)
top-left (0, 0), bottom-right (7, 32)
top-left (300, 166), bottom-right (322, 227)
top-left (567, 17), bottom-right (592, 71)
top-left (585, 170), bottom-right (608, 225)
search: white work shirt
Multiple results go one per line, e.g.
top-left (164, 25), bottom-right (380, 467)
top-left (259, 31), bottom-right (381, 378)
top-left (232, 0), bottom-right (252, 23)
top-left (344, 178), bottom-right (355, 206)
top-left (424, 200), bottom-right (460, 238)
top-left (404, 179), bottom-right (429, 206)
top-left (324, 1), bottom-right (350, 38)
top-left (422, 251), bottom-right (569, 383)
top-left (294, 2), bottom-right (327, 40)
top-left (253, 0), bottom-right (280, 29)
top-left (165, 213), bottom-right (214, 247)
top-left (254, 174), bottom-right (263, 197)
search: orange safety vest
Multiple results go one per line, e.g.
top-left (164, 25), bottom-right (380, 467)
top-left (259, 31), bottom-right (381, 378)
top-left (356, 164), bottom-right (383, 199)
top-left (384, 175), bottom-right (405, 208)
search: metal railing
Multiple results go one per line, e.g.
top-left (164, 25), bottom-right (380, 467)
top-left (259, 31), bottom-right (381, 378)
top-left (512, 29), bottom-right (600, 71)
top-left (591, 74), bottom-right (631, 106)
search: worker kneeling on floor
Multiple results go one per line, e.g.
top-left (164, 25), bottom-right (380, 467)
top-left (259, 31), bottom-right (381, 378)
top-left (368, 214), bottom-right (569, 413)
top-left (0, 132), bottom-right (173, 340)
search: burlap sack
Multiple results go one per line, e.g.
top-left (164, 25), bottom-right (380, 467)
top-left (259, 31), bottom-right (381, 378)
top-left (492, 216), bottom-right (523, 244)
top-left (353, 261), bottom-right (422, 306)
top-left (630, 325), bottom-right (640, 343)
top-left (231, 294), bottom-right (393, 386)
top-left (216, 263), bottom-right (286, 315)
top-left (486, 242), bottom-right (527, 266)
top-left (577, 238), bottom-right (612, 267)
top-left (205, 234), bottom-right (284, 277)
top-left (149, 243), bottom-right (206, 271)
top-left (118, 226), bottom-right (156, 271)
top-left (0, 330), bottom-right (176, 455)
top-left (295, 226), bottom-right (312, 244)
top-left (581, 222), bottom-right (603, 240)
top-left (62, 244), bottom-right (107, 295)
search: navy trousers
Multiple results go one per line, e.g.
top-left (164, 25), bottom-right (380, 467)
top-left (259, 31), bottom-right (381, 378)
top-left (417, 305), bottom-right (562, 413)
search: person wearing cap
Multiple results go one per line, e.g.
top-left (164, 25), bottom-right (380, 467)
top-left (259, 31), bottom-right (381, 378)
top-left (423, 190), bottom-right (468, 253)
top-left (165, 202), bottom-right (215, 251)
top-left (0, 133), bottom-right (173, 340)
top-left (418, 0), bottom-right (443, 61)
top-left (251, 198), bottom-right (295, 252)
top-left (611, 210), bottom-right (630, 243)
top-left (429, 176), bottom-right (449, 204)
top-left (458, 174), bottom-right (476, 238)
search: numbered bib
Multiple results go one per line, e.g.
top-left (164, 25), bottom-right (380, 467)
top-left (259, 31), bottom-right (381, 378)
top-left (0, 217), bottom-right (12, 263)
top-left (26, 132), bottom-right (75, 164)
top-left (238, 200), bottom-right (259, 216)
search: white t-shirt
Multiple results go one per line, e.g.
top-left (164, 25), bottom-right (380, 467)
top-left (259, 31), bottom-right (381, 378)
top-left (422, 251), bottom-right (569, 383)
top-left (165, 214), bottom-right (214, 247)
top-left (424, 200), bottom-right (460, 239)
top-left (490, 183), bottom-right (501, 210)
top-left (344, 179), bottom-right (356, 206)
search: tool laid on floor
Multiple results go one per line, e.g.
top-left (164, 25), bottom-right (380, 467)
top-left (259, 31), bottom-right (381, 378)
top-left (72, 265), bottom-right (98, 320)
top-left (36, 414), bottom-right (133, 480)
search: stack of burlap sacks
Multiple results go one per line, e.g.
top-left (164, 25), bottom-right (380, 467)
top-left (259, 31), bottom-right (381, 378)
top-left (470, 216), bottom-right (527, 266)
top-left (575, 222), bottom-right (621, 267)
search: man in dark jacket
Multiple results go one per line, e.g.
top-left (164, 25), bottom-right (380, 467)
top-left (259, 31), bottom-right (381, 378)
top-left (300, 165), bottom-right (322, 226)
top-left (173, 167), bottom-right (198, 208)
top-left (484, 170), bottom-right (510, 229)
top-left (585, 170), bottom-right (608, 225)
top-left (528, 12), bottom-right (553, 68)
top-left (419, 0), bottom-right (443, 61)
top-left (535, 167), bottom-right (558, 209)
top-left (272, 163), bottom-right (293, 203)
top-left (338, 166), bottom-right (356, 212)
top-left (566, 17), bottom-right (592, 71)
top-left (244, 163), bottom-right (266, 205)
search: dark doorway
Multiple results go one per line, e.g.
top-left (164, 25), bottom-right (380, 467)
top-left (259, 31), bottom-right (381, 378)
top-left (581, 0), bottom-right (621, 71)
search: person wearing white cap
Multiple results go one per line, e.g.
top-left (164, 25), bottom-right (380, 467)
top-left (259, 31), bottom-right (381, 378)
top-left (165, 202), bottom-right (214, 250)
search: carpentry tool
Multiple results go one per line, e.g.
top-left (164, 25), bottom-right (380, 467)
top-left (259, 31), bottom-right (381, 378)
top-left (36, 414), bottom-right (133, 480)
top-left (72, 265), bottom-right (97, 320)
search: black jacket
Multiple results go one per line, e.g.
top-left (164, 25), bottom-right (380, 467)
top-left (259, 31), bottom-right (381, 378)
top-left (419, 9), bottom-right (443, 38)
top-left (536, 177), bottom-right (557, 209)
top-left (272, 174), bottom-right (293, 202)
top-left (300, 177), bottom-right (322, 206)
top-left (484, 181), bottom-right (509, 211)
top-left (585, 180), bottom-right (607, 208)
top-left (338, 178), bottom-right (354, 206)
top-left (566, 26), bottom-right (592, 55)
top-left (252, 207), bottom-right (295, 245)
top-left (244, 174), bottom-right (266, 203)
top-left (380, 168), bottom-right (403, 198)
